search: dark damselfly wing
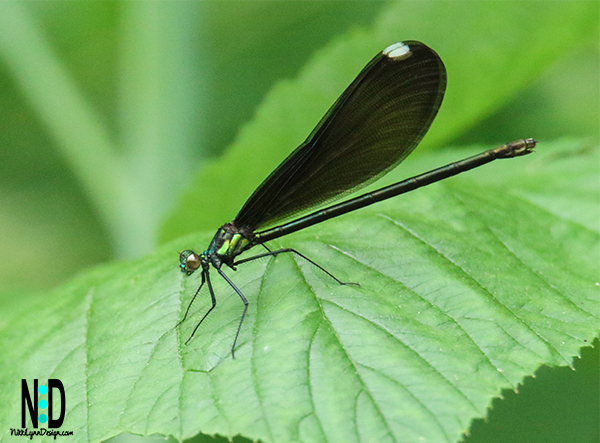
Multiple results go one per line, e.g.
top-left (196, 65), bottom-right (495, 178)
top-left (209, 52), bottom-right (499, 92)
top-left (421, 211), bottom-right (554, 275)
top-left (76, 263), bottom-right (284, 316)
top-left (234, 41), bottom-right (446, 232)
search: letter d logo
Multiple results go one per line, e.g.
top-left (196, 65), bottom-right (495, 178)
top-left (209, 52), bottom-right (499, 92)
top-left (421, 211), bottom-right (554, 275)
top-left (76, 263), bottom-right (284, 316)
top-left (48, 379), bottom-right (66, 428)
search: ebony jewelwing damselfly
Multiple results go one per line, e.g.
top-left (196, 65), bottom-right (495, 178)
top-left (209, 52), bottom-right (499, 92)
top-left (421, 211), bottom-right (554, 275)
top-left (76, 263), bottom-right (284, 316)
top-left (178, 41), bottom-right (536, 357)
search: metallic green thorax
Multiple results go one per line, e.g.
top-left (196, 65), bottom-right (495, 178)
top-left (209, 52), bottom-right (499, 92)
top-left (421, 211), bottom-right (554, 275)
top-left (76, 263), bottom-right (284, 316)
top-left (208, 223), bottom-right (254, 266)
top-left (179, 223), bottom-right (255, 276)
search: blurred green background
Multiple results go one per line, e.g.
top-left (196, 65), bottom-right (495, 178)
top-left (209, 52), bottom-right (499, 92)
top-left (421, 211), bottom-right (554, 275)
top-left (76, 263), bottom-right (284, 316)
top-left (0, 1), bottom-right (597, 294)
top-left (0, 3), bottom-right (597, 443)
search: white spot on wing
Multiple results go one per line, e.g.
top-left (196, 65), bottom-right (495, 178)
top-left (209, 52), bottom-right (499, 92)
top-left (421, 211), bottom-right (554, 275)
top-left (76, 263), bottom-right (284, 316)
top-left (383, 42), bottom-right (411, 60)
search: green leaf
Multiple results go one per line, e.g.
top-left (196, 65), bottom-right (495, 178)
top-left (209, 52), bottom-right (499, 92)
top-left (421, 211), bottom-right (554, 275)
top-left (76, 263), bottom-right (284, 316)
top-left (0, 139), bottom-right (597, 443)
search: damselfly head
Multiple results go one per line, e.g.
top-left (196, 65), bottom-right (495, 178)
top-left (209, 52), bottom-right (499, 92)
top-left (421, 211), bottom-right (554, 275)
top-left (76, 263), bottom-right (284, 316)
top-left (179, 250), bottom-right (201, 275)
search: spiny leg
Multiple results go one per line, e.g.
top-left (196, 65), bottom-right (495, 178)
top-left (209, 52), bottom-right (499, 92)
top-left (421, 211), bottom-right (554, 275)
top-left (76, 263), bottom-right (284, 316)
top-left (216, 268), bottom-right (248, 358)
top-left (233, 247), bottom-right (358, 286)
top-left (184, 269), bottom-right (217, 345)
top-left (177, 270), bottom-right (206, 328)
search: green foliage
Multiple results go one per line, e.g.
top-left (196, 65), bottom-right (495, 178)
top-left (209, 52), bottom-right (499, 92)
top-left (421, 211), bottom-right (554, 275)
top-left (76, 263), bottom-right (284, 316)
top-left (0, 140), bottom-right (598, 443)
top-left (0, 2), bottom-right (598, 443)
top-left (160, 1), bottom-right (599, 242)
top-left (0, 1), bottom-right (384, 287)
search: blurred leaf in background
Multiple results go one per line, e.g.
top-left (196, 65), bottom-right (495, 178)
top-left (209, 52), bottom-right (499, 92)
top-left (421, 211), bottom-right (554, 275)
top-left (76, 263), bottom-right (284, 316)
top-left (0, 1), bottom-right (383, 291)
top-left (161, 1), bottom-right (599, 243)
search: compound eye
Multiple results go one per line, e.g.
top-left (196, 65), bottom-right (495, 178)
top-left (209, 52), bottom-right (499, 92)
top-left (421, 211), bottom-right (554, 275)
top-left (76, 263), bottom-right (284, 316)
top-left (179, 250), bottom-right (201, 274)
